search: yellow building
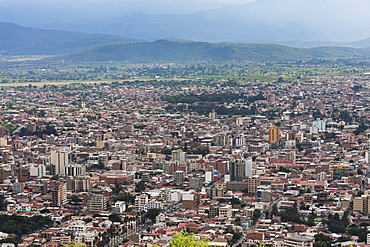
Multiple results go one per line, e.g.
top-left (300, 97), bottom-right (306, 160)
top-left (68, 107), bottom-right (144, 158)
top-left (269, 126), bottom-right (279, 143)
top-left (0, 138), bottom-right (7, 146)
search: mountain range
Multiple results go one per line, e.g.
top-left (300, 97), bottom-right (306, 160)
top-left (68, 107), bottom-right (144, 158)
top-left (2, 22), bottom-right (370, 63)
top-left (58, 40), bottom-right (370, 63)
top-left (0, 22), bottom-right (136, 55)
top-left (9, 0), bottom-right (370, 44)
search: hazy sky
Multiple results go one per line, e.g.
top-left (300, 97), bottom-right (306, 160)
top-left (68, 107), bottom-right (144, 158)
top-left (1, 0), bottom-right (370, 42)
top-left (0, 0), bottom-right (255, 3)
top-left (0, 0), bottom-right (256, 6)
top-left (0, 0), bottom-right (256, 25)
top-left (0, 0), bottom-right (257, 19)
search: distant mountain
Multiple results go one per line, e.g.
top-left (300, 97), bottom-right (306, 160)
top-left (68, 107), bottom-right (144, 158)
top-left (0, 22), bottom-right (137, 55)
top-left (3, 21), bottom-right (370, 60)
top-left (30, 0), bottom-right (370, 43)
top-left (276, 38), bottom-right (370, 49)
top-left (350, 38), bottom-right (370, 49)
top-left (58, 40), bottom-right (370, 63)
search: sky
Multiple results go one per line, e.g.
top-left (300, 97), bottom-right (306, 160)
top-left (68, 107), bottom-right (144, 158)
top-left (0, 0), bottom-right (369, 43)
top-left (0, 0), bottom-right (255, 3)
top-left (0, 0), bottom-right (256, 25)
top-left (0, 0), bottom-right (256, 8)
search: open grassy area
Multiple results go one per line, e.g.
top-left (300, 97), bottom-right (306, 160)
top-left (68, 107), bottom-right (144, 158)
top-left (0, 80), bottom-right (116, 87)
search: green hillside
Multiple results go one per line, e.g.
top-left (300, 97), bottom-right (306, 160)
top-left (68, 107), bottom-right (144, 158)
top-left (59, 40), bottom-right (370, 62)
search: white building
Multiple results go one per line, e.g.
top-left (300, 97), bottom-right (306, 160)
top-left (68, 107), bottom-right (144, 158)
top-left (165, 190), bottom-right (182, 202)
top-left (65, 164), bottom-right (86, 176)
top-left (147, 199), bottom-right (164, 210)
top-left (246, 158), bottom-right (253, 177)
top-left (205, 171), bottom-right (213, 183)
top-left (30, 164), bottom-right (46, 177)
top-left (172, 149), bottom-right (186, 162)
top-left (114, 201), bottom-right (126, 214)
top-left (313, 120), bottom-right (326, 131)
top-left (66, 220), bottom-right (91, 233)
top-left (50, 147), bottom-right (71, 175)
top-left (135, 193), bottom-right (149, 211)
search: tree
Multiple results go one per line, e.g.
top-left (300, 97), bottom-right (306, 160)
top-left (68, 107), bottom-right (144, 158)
top-left (108, 213), bottom-right (121, 222)
top-left (144, 209), bottom-right (160, 223)
top-left (112, 184), bottom-right (123, 195)
top-left (357, 168), bottom-right (364, 175)
top-left (230, 197), bottom-right (241, 205)
top-left (70, 194), bottom-right (82, 203)
top-left (359, 232), bottom-right (367, 243)
top-left (229, 232), bottom-right (243, 245)
top-left (314, 233), bottom-right (331, 247)
top-left (64, 242), bottom-right (87, 247)
top-left (252, 209), bottom-right (261, 223)
top-left (271, 204), bottom-right (278, 216)
top-left (135, 181), bottom-right (146, 192)
top-left (168, 232), bottom-right (209, 247)
top-left (0, 195), bottom-right (5, 210)
top-left (112, 192), bottom-right (135, 204)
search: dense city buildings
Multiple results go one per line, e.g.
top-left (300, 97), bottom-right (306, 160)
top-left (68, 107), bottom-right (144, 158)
top-left (1, 64), bottom-right (370, 247)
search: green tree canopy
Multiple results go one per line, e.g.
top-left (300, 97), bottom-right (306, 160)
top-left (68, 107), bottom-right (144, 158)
top-left (144, 209), bottom-right (160, 223)
top-left (135, 181), bottom-right (146, 192)
top-left (64, 242), bottom-right (87, 247)
top-left (168, 232), bottom-right (209, 247)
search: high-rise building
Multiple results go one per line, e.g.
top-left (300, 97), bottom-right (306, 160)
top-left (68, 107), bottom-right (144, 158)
top-left (248, 176), bottom-right (260, 193)
top-left (353, 195), bottom-right (370, 214)
top-left (50, 148), bottom-right (71, 175)
top-left (14, 165), bottom-right (30, 182)
top-left (216, 133), bottom-right (230, 147)
top-left (205, 170), bottom-right (213, 183)
top-left (51, 183), bottom-right (67, 207)
top-left (209, 204), bottom-right (219, 218)
top-left (229, 159), bottom-right (247, 182)
top-left (30, 164), bottom-right (46, 178)
top-left (312, 120), bottom-right (326, 131)
top-left (246, 158), bottom-right (253, 177)
top-left (74, 176), bottom-right (91, 192)
top-left (269, 126), bottom-right (279, 143)
top-left (135, 193), bottom-right (148, 211)
top-left (65, 164), bottom-right (86, 177)
top-left (174, 170), bottom-right (185, 184)
top-left (88, 193), bottom-right (107, 211)
top-left (172, 149), bottom-right (186, 162)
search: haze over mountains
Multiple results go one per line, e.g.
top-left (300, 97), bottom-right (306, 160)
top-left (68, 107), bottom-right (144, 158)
top-left (58, 40), bottom-right (370, 63)
top-left (1, 0), bottom-right (370, 62)
top-left (1, 0), bottom-right (370, 43)
top-left (0, 22), bottom-right (136, 55)
top-left (2, 21), bottom-right (370, 63)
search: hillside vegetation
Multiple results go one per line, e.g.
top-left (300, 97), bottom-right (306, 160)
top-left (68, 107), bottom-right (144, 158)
top-left (59, 40), bottom-right (370, 62)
